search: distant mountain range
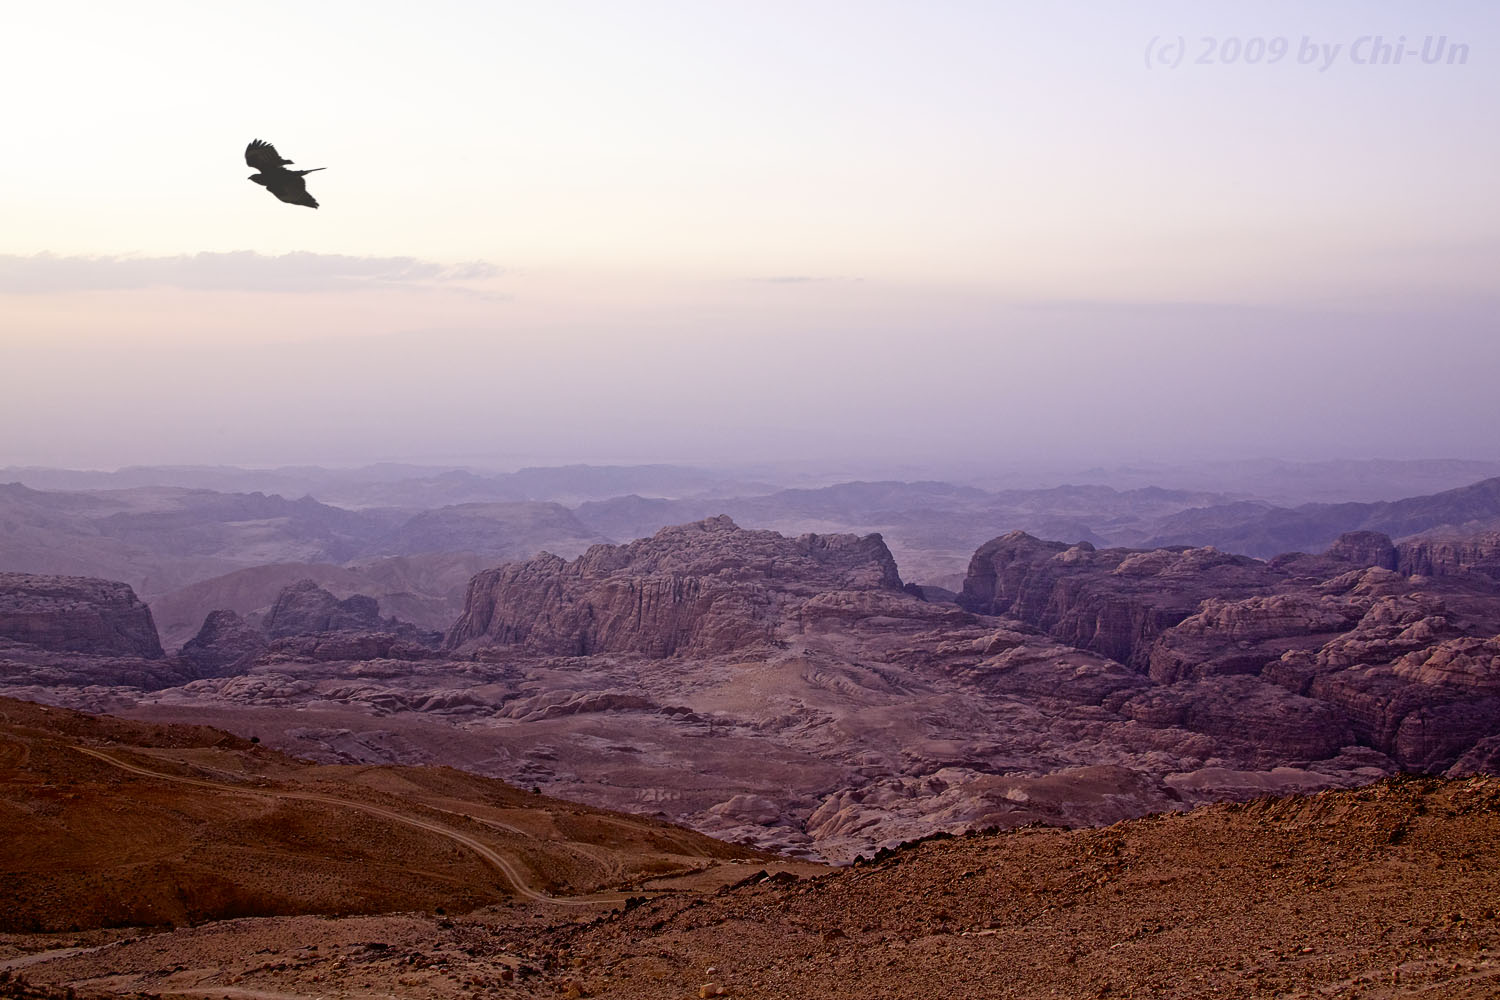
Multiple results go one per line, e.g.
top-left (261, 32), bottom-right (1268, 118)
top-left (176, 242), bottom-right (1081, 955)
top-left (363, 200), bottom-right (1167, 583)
top-left (1143, 475), bottom-right (1500, 557)
top-left (7, 466), bottom-right (1500, 648)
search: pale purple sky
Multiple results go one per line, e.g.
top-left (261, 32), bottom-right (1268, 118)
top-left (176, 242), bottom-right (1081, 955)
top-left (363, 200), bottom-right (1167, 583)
top-left (2, 1), bottom-right (1496, 470)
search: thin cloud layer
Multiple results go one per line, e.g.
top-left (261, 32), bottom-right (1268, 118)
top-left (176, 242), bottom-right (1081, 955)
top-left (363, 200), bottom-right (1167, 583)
top-left (0, 252), bottom-right (501, 294)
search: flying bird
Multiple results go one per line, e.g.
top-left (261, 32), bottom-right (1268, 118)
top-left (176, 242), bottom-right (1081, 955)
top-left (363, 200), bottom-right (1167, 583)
top-left (245, 139), bottom-right (324, 209)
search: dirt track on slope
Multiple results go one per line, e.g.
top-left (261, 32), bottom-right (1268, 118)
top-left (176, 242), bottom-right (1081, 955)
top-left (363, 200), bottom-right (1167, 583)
top-left (72, 746), bottom-right (590, 906)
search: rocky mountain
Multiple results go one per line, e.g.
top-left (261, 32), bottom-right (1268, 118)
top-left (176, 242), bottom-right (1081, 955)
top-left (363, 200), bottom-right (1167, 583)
top-left (571, 481), bottom-right (1235, 590)
top-left (447, 515), bottom-right (903, 657)
top-left (1145, 476), bottom-right (1500, 557)
top-left (0, 462), bottom-right (772, 508)
top-left (5, 516), bottom-right (1499, 863)
top-left (0, 485), bottom-right (599, 627)
top-left (0, 573), bottom-right (163, 658)
top-left (956, 533), bottom-right (1277, 669)
top-left (566, 475), bottom-right (1500, 592)
top-left (176, 609), bottom-right (268, 676)
top-left (180, 579), bottom-right (443, 667)
top-left (0, 482), bottom-right (395, 597)
top-left (1065, 456), bottom-right (1500, 503)
top-left (0, 573), bottom-right (194, 691)
top-left (373, 501), bottom-right (604, 560)
top-left (11, 468), bottom-right (1500, 624)
top-left (0, 572), bottom-right (444, 692)
top-left (1399, 530), bottom-right (1500, 580)
top-left (958, 530), bottom-right (1500, 773)
top-left (264, 579), bottom-right (399, 638)
top-left (145, 552), bottom-right (490, 649)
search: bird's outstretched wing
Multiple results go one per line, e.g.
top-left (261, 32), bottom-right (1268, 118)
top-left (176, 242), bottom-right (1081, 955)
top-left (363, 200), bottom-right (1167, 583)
top-left (263, 174), bottom-right (320, 209)
top-left (245, 139), bottom-right (293, 170)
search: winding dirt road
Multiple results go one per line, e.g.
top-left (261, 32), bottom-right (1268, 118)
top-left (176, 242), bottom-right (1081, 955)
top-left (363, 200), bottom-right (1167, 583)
top-left (71, 745), bottom-right (621, 906)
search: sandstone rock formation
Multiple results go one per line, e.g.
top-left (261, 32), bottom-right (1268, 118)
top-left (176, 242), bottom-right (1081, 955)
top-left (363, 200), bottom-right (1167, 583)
top-left (147, 552), bottom-right (491, 649)
top-left (1322, 529), bottom-right (1399, 570)
top-left (960, 531), bottom-right (1500, 773)
top-left (178, 609), bottom-right (268, 676)
top-left (173, 581), bottom-right (443, 672)
top-left (9, 518), bottom-right (1499, 863)
top-left (956, 532), bottom-right (1277, 669)
top-left (446, 516), bottom-right (903, 657)
top-left (263, 579), bottom-right (441, 646)
top-left (1398, 531), bottom-right (1500, 581)
top-left (265, 579), bottom-right (388, 637)
top-left (0, 572), bottom-right (164, 658)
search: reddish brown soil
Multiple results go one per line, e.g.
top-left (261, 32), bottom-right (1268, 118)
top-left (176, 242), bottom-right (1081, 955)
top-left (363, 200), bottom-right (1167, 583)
top-left (0, 697), bottom-right (768, 933)
top-left (3, 699), bottom-right (1498, 999)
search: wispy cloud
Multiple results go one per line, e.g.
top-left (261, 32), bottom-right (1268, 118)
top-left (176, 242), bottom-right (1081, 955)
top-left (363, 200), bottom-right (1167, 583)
top-left (0, 251), bottom-right (502, 294)
top-left (752, 275), bottom-right (863, 285)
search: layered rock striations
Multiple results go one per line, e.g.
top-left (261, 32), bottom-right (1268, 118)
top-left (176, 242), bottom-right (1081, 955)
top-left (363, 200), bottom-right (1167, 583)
top-left (1398, 531), bottom-right (1500, 581)
top-left (0, 572), bottom-right (192, 689)
top-left (446, 515), bottom-right (904, 657)
top-left (956, 532), bottom-right (1278, 669)
top-left (959, 530), bottom-right (1500, 773)
top-left (0, 572), bottom-right (164, 658)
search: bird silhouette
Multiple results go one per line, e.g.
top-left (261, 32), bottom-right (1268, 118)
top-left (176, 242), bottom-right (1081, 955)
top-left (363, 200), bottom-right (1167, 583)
top-left (245, 139), bottom-right (324, 209)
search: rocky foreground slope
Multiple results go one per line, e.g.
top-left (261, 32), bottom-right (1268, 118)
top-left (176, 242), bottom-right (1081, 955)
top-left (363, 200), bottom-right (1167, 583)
top-left (6, 773), bottom-right (1498, 999)
top-left (0, 697), bottom-right (769, 933)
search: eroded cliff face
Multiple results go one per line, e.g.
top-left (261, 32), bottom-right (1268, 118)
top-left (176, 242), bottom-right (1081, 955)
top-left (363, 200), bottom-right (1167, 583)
top-left (445, 515), bottom-right (904, 657)
top-left (956, 532), bottom-right (1278, 669)
top-left (959, 531), bottom-right (1500, 772)
top-left (1398, 531), bottom-right (1500, 581)
top-left (0, 572), bottom-right (164, 658)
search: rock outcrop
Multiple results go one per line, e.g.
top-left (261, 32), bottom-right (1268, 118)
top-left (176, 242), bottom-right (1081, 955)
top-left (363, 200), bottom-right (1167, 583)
top-left (956, 532), bottom-right (1276, 669)
top-left (178, 609), bottom-right (268, 676)
top-left (0, 572), bottom-right (164, 658)
top-left (1322, 530), bottom-right (1399, 570)
top-left (174, 581), bottom-right (441, 675)
top-left (9, 516), bottom-right (1498, 863)
top-left (264, 580), bottom-right (388, 638)
top-left (446, 516), bottom-right (904, 657)
top-left (1398, 531), bottom-right (1500, 581)
top-left (959, 530), bottom-right (1500, 773)
top-left (263, 579), bottom-right (440, 646)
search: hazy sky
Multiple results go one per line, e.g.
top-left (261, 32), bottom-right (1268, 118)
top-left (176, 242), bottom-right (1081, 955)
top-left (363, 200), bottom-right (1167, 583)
top-left (2, 1), bottom-right (1496, 470)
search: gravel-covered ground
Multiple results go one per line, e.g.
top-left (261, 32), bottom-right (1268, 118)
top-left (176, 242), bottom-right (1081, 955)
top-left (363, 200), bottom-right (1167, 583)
top-left (6, 775), bottom-right (1498, 1000)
